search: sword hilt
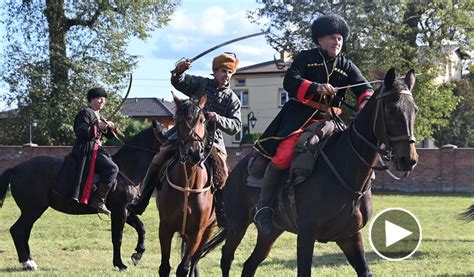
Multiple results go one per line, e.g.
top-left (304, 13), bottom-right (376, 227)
top-left (170, 57), bottom-right (192, 74)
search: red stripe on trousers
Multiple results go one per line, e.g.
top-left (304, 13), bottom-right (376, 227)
top-left (80, 126), bottom-right (99, 204)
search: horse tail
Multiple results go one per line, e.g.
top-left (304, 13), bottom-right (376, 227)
top-left (198, 227), bottom-right (227, 259)
top-left (0, 167), bottom-right (15, 208)
top-left (459, 204), bottom-right (474, 222)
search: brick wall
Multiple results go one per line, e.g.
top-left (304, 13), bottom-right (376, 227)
top-left (1, 144), bottom-right (473, 193)
top-left (0, 145), bottom-right (118, 173)
top-left (375, 145), bottom-right (474, 192)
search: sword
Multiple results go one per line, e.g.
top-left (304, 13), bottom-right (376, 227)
top-left (171, 31), bottom-right (268, 73)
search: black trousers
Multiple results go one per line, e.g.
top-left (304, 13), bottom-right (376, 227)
top-left (95, 147), bottom-right (119, 185)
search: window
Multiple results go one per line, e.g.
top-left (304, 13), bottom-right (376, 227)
top-left (233, 129), bottom-right (244, 143)
top-left (279, 88), bottom-right (289, 107)
top-left (235, 79), bottom-right (246, 86)
top-left (235, 90), bottom-right (249, 108)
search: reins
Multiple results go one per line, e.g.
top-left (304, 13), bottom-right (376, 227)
top-left (319, 83), bottom-right (415, 198)
top-left (167, 100), bottom-right (215, 235)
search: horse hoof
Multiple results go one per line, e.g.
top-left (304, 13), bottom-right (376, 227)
top-left (131, 252), bottom-right (142, 266)
top-left (22, 260), bottom-right (38, 270)
top-left (115, 264), bottom-right (128, 271)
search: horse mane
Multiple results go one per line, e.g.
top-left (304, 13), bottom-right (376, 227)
top-left (112, 125), bottom-right (158, 158)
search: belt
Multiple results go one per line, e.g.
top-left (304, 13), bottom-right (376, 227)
top-left (305, 100), bottom-right (343, 115)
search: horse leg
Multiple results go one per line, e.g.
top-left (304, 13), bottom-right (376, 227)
top-left (111, 206), bottom-right (127, 270)
top-left (336, 232), bottom-right (372, 277)
top-left (296, 231), bottom-right (316, 277)
top-left (126, 212), bottom-right (146, 265)
top-left (189, 224), bottom-right (214, 277)
top-left (176, 229), bottom-right (206, 277)
top-left (221, 224), bottom-right (249, 277)
top-left (10, 208), bottom-right (47, 270)
top-left (242, 228), bottom-right (283, 276)
top-left (158, 223), bottom-right (172, 277)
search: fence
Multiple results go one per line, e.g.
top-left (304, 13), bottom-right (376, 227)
top-left (0, 144), bottom-right (472, 192)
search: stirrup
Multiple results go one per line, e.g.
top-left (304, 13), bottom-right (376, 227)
top-left (253, 206), bottom-right (273, 222)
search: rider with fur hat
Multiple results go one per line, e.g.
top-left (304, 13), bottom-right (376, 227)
top-left (253, 14), bottom-right (374, 235)
top-left (127, 53), bottom-right (242, 226)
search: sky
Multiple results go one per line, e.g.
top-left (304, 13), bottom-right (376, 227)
top-left (127, 0), bottom-right (276, 101)
top-left (0, 0), bottom-right (277, 111)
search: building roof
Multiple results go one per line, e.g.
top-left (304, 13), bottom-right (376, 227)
top-left (0, 109), bottom-right (19, 119)
top-left (235, 60), bottom-right (291, 74)
top-left (120, 97), bottom-right (175, 117)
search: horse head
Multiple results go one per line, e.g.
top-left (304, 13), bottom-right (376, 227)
top-left (172, 92), bottom-right (208, 165)
top-left (373, 68), bottom-right (419, 172)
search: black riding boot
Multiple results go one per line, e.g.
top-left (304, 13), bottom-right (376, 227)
top-left (254, 163), bottom-right (286, 235)
top-left (127, 163), bottom-right (159, 215)
top-left (89, 182), bottom-right (113, 216)
top-left (214, 189), bottom-right (226, 227)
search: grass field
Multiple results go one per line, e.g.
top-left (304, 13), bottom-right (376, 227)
top-left (0, 191), bottom-right (473, 276)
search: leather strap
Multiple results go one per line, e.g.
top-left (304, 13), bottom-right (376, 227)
top-left (305, 100), bottom-right (343, 115)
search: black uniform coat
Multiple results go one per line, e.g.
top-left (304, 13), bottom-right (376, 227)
top-left (255, 47), bottom-right (374, 158)
top-left (56, 107), bottom-right (114, 202)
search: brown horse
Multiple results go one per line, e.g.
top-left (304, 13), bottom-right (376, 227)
top-left (199, 68), bottom-right (419, 276)
top-left (157, 93), bottom-right (216, 277)
top-left (0, 120), bottom-right (166, 270)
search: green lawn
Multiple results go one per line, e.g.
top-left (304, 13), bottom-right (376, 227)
top-left (0, 192), bottom-right (473, 276)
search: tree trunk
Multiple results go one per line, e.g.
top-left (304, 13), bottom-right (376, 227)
top-left (45, 0), bottom-right (69, 143)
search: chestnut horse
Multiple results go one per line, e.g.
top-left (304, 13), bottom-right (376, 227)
top-left (199, 68), bottom-right (419, 276)
top-left (0, 120), bottom-right (166, 270)
top-left (157, 93), bottom-right (216, 277)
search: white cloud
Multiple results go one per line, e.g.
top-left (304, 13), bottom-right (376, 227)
top-left (229, 43), bottom-right (272, 57)
top-left (200, 7), bottom-right (227, 36)
top-left (169, 10), bottom-right (197, 32)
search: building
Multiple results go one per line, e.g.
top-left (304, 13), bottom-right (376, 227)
top-left (434, 46), bottom-right (469, 84)
top-left (226, 58), bottom-right (291, 147)
top-left (120, 97), bottom-right (175, 129)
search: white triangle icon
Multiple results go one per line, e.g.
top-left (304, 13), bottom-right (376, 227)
top-left (385, 220), bottom-right (412, 247)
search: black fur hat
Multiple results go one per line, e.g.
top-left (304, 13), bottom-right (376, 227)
top-left (311, 13), bottom-right (350, 44)
top-left (87, 87), bottom-right (107, 102)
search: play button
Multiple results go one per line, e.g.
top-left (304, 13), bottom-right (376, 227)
top-left (369, 208), bottom-right (422, 261)
top-left (385, 220), bottom-right (412, 247)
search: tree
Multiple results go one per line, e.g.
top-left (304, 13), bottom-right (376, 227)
top-left (249, 0), bottom-right (473, 140)
top-left (0, 0), bottom-right (179, 145)
top-left (433, 71), bottom-right (474, 147)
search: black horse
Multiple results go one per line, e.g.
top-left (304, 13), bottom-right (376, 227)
top-left (199, 68), bottom-right (419, 276)
top-left (460, 205), bottom-right (474, 222)
top-left (0, 120), bottom-right (166, 271)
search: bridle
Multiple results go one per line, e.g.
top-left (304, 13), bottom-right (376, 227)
top-left (166, 101), bottom-right (214, 235)
top-left (176, 103), bottom-right (214, 165)
top-left (349, 84), bottom-right (416, 176)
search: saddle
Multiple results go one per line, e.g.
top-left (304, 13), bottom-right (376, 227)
top-left (246, 120), bottom-right (343, 233)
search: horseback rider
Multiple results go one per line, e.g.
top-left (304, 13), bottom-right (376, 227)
top-left (127, 53), bottom-right (242, 226)
top-left (252, 14), bottom-right (374, 235)
top-left (57, 87), bottom-right (119, 216)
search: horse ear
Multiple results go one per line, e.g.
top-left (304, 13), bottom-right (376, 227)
top-left (384, 68), bottom-right (396, 89)
top-left (405, 69), bottom-right (416, 91)
top-left (171, 91), bottom-right (181, 107)
top-left (198, 94), bottom-right (207, 109)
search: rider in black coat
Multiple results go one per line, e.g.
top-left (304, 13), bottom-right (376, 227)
top-left (56, 87), bottom-right (118, 216)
